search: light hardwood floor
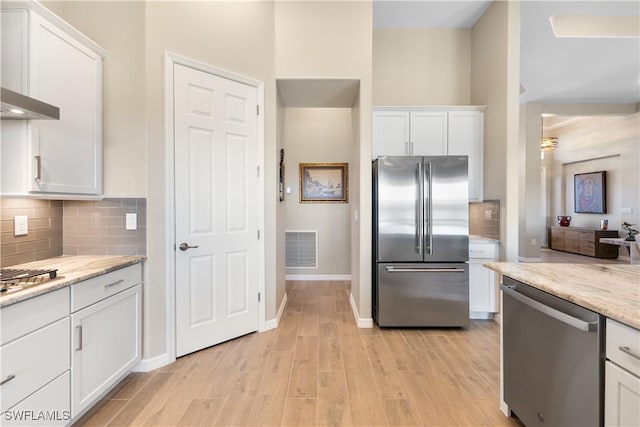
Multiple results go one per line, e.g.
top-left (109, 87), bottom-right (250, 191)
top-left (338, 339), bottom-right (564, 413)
top-left (75, 281), bottom-right (523, 427)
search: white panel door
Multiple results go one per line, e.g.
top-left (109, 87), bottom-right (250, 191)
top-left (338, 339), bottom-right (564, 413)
top-left (605, 361), bottom-right (640, 427)
top-left (372, 111), bottom-right (410, 158)
top-left (410, 111), bottom-right (448, 155)
top-left (174, 63), bottom-right (259, 357)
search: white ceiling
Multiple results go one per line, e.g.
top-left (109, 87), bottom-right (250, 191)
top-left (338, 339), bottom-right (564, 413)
top-left (373, 0), bottom-right (640, 105)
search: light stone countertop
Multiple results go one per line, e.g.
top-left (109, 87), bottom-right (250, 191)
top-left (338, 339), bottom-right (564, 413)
top-left (484, 262), bottom-right (640, 329)
top-left (470, 234), bottom-right (500, 243)
top-left (1, 255), bottom-right (146, 308)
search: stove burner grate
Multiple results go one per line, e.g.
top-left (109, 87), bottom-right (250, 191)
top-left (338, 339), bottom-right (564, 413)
top-left (0, 268), bottom-right (58, 282)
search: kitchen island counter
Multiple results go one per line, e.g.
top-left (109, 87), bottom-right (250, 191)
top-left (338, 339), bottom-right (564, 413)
top-left (1, 255), bottom-right (145, 308)
top-left (484, 262), bottom-right (640, 329)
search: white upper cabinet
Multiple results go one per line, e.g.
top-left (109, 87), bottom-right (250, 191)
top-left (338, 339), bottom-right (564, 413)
top-left (372, 107), bottom-right (485, 201)
top-left (372, 111), bottom-right (410, 157)
top-left (410, 110), bottom-right (447, 155)
top-left (1, 1), bottom-right (106, 198)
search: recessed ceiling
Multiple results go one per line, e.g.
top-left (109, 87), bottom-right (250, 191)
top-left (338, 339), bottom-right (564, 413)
top-left (520, 1), bottom-right (640, 104)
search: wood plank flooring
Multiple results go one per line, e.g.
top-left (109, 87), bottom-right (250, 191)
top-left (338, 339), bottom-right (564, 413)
top-left (75, 281), bottom-right (522, 427)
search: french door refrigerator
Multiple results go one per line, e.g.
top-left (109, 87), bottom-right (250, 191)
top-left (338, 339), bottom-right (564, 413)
top-left (373, 155), bottom-right (469, 327)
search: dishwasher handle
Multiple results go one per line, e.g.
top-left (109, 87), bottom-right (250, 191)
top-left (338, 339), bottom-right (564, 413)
top-left (501, 284), bottom-right (598, 332)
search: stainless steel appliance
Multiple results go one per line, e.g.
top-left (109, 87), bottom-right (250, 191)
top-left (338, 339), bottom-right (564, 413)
top-left (372, 155), bottom-right (469, 327)
top-left (502, 277), bottom-right (603, 427)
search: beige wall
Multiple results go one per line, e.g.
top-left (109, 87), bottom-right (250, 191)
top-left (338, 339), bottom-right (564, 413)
top-left (283, 108), bottom-right (353, 276)
top-left (471, 1), bottom-right (520, 260)
top-left (60, 2), bottom-right (146, 197)
top-left (275, 1), bottom-right (372, 320)
top-left (546, 113), bottom-right (640, 241)
top-left (276, 90), bottom-right (287, 313)
top-left (373, 29), bottom-right (471, 106)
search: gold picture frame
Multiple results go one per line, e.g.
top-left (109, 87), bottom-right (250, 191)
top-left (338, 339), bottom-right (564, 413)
top-left (299, 163), bottom-right (348, 203)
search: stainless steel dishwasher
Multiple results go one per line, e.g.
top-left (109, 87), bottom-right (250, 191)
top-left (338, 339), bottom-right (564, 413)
top-left (502, 277), bottom-right (604, 427)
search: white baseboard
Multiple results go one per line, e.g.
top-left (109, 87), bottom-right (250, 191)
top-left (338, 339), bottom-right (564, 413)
top-left (470, 311), bottom-right (495, 320)
top-left (285, 274), bottom-right (352, 281)
top-left (264, 292), bottom-right (287, 331)
top-left (517, 256), bottom-right (542, 262)
top-left (133, 353), bottom-right (173, 372)
top-left (500, 400), bottom-right (510, 417)
top-left (349, 293), bottom-right (373, 328)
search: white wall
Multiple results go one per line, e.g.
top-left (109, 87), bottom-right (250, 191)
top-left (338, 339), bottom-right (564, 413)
top-left (283, 108), bottom-right (353, 276)
top-left (373, 29), bottom-right (470, 106)
top-left (547, 113), bottom-right (640, 240)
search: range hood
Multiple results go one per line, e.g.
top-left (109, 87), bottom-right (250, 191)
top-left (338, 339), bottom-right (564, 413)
top-left (0, 87), bottom-right (60, 120)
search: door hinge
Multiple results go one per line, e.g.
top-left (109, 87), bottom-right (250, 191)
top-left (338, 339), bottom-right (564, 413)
top-left (258, 292), bottom-right (261, 302)
top-left (257, 166), bottom-right (260, 177)
top-left (257, 230), bottom-right (261, 239)
top-left (257, 105), bottom-right (259, 115)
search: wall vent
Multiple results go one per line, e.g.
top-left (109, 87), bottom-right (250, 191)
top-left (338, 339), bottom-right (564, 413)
top-left (285, 230), bottom-right (317, 268)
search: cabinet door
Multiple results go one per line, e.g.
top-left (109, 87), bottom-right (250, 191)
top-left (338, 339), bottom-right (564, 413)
top-left (29, 14), bottom-right (102, 195)
top-left (7, 371), bottom-right (70, 427)
top-left (410, 111), bottom-right (447, 155)
top-left (448, 111), bottom-right (483, 201)
top-left (605, 361), bottom-right (640, 427)
top-left (469, 261), bottom-right (494, 314)
top-left (372, 111), bottom-right (410, 159)
top-left (71, 284), bottom-right (141, 418)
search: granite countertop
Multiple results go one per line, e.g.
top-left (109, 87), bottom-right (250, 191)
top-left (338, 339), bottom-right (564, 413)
top-left (470, 234), bottom-right (500, 243)
top-left (484, 262), bottom-right (640, 329)
top-left (1, 255), bottom-right (146, 308)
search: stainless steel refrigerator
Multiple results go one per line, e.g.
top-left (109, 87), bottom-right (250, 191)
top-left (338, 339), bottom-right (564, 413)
top-left (372, 155), bottom-right (469, 327)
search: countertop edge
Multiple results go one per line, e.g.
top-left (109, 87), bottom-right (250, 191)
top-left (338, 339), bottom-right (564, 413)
top-left (484, 262), bottom-right (640, 330)
top-left (1, 256), bottom-right (146, 308)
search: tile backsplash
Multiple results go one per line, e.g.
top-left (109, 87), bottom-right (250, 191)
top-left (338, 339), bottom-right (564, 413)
top-left (63, 199), bottom-right (146, 256)
top-left (469, 200), bottom-right (501, 240)
top-left (0, 199), bottom-right (63, 266)
top-left (0, 198), bottom-right (146, 267)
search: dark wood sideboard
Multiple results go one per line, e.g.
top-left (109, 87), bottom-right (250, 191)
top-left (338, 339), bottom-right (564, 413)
top-left (550, 226), bottom-right (619, 259)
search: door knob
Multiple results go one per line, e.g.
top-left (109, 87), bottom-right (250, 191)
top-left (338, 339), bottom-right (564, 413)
top-left (179, 242), bottom-right (199, 251)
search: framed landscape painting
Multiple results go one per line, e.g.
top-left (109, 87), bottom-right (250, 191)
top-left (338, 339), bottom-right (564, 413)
top-left (574, 171), bottom-right (606, 214)
top-left (299, 163), bottom-right (348, 203)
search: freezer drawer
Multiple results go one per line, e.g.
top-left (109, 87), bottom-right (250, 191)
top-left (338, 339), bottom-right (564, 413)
top-left (375, 263), bottom-right (469, 327)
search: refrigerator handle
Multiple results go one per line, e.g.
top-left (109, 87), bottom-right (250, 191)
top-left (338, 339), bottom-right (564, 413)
top-left (424, 162), bottom-right (433, 255)
top-left (416, 161), bottom-right (424, 255)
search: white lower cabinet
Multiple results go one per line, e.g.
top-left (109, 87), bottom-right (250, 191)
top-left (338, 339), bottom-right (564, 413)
top-left (605, 319), bottom-right (640, 427)
top-left (7, 372), bottom-right (71, 427)
top-left (468, 241), bottom-right (499, 318)
top-left (71, 283), bottom-right (142, 419)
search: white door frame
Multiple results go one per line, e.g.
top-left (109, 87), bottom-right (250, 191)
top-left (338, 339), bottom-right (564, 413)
top-left (164, 51), bottom-right (266, 363)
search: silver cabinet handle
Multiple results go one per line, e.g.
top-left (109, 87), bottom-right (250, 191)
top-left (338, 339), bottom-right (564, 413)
top-left (0, 374), bottom-right (15, 386)
top-left (405, 142), bottom-right (409, 154)
top-left (76, 325), bottom-right (83, 351)
top-left (179, 243), bottom-right (199, 251)
top-left (105, 279), bottom-right (124, 289)
top-left (619, 346), bottom-right (640, 361)
top-left (410, 141), bottom-right (414, 154)
top-left (34, 155), bottom-right (41, 181)
top-left (501, 284), bottom-right (598, 332)
top-left (416, 161), bottom-right (423, 255)
top-left (386, 266), bottom-right (465, 273)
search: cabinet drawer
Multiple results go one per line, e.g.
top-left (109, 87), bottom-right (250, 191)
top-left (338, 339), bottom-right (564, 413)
top-left (607, 319), bottom-right (640, 376)
top-left (0, 317), bottom-right (70, 409)
top-left (6, 371), bottom-right (70, 426)
top-left (71, 264), bottom-right (142, 312)
top-left (469, 242), bottom-right (497, 259)
top-left (1, 287), bottom-right (69, 346)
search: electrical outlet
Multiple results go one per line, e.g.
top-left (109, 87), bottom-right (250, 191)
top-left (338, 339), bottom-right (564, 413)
top-left (484, 210), bottom-right (492, 220)
top-left (621, 207), bottom-right (633, 214)
top-left (531, 238), bottom-right (537, 246)
top-left (14, 215), bottom-right (28, 236)
top-left (126, 213), bottom-right (137, 230)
